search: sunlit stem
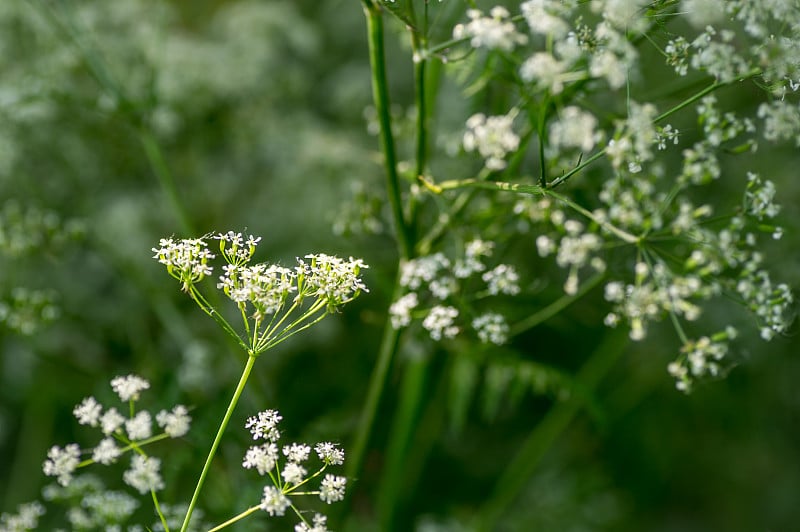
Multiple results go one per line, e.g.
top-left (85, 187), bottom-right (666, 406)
top-left (180, 355), bottom-right (257, 532)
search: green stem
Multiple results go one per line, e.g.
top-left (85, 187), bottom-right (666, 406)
top-left (509, 271), bottom-right (605, 337)
top-left (476, 329), bottom-right (628, 531)
top-left (207, 504), bottom-right (261, 532)
top-left (180, 355), bottom-right (257, 532)
top-left (363, 1), bottom-right (413, 259)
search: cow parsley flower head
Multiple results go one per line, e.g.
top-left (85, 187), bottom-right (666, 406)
top-left (463, 112), bottom-right (520, 170)
top-left (73, 397), bottom-right (102, 427)
top-left (151, 236), bottom-right (215, 290)
top-left (453, 7), bottom-right (528, 51)
top-left (123, 455), bottom-right (164, 494)
top-left (319, 475), bottom-right (347, 504)
top-left (246, 409), bottom-right (283, 441)
top-left (156, 405), bottom-right (191, 438)
top-left (243, 443), bottom-right (279, 475)
top-left (260, 486), bottom-right (291, 516)
top-left (110, 374), bottom-right (150, 402)
top-left (423, 305), bottom-right (460, 341)
top-left (43, 444), bottom-right (81, 486)
top-left (296, 254), bottom-right (368, 309)
top-left (315, 442), bottom-right (345, 466)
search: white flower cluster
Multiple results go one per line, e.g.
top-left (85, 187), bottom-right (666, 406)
top-left (391, 239), bottom-right (518, 344)
top-left (453, 7), bottom-right (528, 52)
top-left (463, 112), bottom-right (520, 170)
top-left (668, 327), bottom-right (737, 393)
top-left (154, 232), bottom-right (368, 354)
top-left (535, 213), bottom-right (606, 296)
top-left (43, 374), bottom-right (190, 492)
top-left (0, 501), bottom-right (45, 532)
top-left (241, 410), bottom-right (346, 528)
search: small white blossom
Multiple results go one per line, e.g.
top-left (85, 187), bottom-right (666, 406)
top-left (246, 409), bottom-right (282, 441)
top-left (282, 462), bottom-right (307, 486)
top-left (0, 501), bottom-right (46, 531)
top-left (400, 253), bottom-right (450, 289)
top-left (43, 444), bottom-right (81, 486)
top-left (389, 292), bottom-right (419, 329)
top-left (125, 411), bottom-right (152, 441)
top-left (152, 237), bottom-right (215, 289)
top-left (283, 443), bottom-right (311, 463)
top-left (315, 442), bottom-right (345, 466)
top-left (521, 0), bottom-right (572, 38)
top-left (260, 486), bottom-right (291, 516)
top-left (156, 405), bottom-right (191, 438)
top-left (422, 306), bottom-right (460, 341)
top-left (73, 397), bottom-right (102, 427)
top-left (453, 7), bottom-right (528, 51)
top-left (319, 474), bottom-right (347, 504)
top-left (463, 112), bottom-right (520, 170)
top-left (92, 437), bottom-right (122, 465)
top-left (472, 313), bottom-right (510, 345)
top-left (123, 455), bottom-right (164, 494)
top-left (295, 514), bottom-right (329, 532)
top-left (243, 443), bottom-right (279, 475)
top-left (549, 106), bottom-right (600, 152)
top-left (482, 264), bottom-right (520, 295)
top-left (100, 407), bottom-right (125, 436)
top-left (110, 375), bottom-right (150, 402)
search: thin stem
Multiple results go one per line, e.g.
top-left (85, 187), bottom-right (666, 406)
top-left (509, 271), bottom-right (605, 337)
top-left (363, 1), bottom-right (413, 259)
top-left (180, 355), bottom-right (257, 532)
top-left (207, 505), bottom-right (261, 532)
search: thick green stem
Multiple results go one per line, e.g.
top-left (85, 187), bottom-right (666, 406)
top-left (180, 355), bottom-right (257, 532)
top-left (363, 1), bottom-right (413, 259)
top-left (476, 329), bottom-right (627, 530)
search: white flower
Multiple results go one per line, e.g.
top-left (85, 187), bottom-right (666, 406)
top-left (260, 486), bottom-right (290, 516)
top-left (125, 411), bottom-right (152, 441)
top-left (100, 407), bottom-right (125, 436)
top-left (152, 237), bottom-right (215, 289)
top-left (549, 106), bottom-right (600, 152)
top-left (521, 0), bottom-right (571, 38)
top-left (482, 264), bottom-right (520, 295)
top-left (463, 113), bottom-right (520, 170)
top-left (422, 306), bottom-right (460, 341)
top-left (123, 455), bottom-right (164, 494)
top-left (389, 292), bottom-right (419, 329)
top-left (472, 313), bottom-right (510, 345)
top-left (315, 442), bottom-right (345, 466)
top-left (246, 409), bottom-right (282, 441)
top-left (73, 397), bottom-right (102, 427)
top-left (520, 52), bottom-right (568, 94)
top-left (43, 444), bottom-right (81, 486)
top-left (453, 7), bottom-right (528, 51)
top-left (282, 462), bottom-right (307, 486)
top-left (319, 474), bottom-right (347, 504)
top-left (283, 443), bottom-right (311, 463)
top-left (295, 514), bottom-right (329, 532)
top-left (243, 443), bottom-right (279, 475)
top-left (110, 375), bottom-right (150, 402)
top-left (92, 437), bottom-right (122, 465)
top-left (156, 405), bottom-right (191, 438)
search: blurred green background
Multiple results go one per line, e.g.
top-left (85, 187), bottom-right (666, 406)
top-left (1, 1), bottom-right (798, 530)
